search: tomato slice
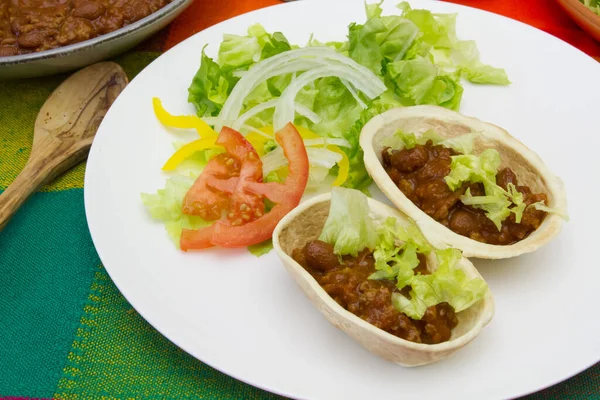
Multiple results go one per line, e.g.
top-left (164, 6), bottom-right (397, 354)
top-left (208, 123), bottom-right (309, 248)
top-left (180, 123), bottom-right (309, 250)
top-left (181, 153), bottom-right (239, 220)
top-left (216, 127), bottom-right (265, 225)
top-left (179, 225), bottom-right (214, 250)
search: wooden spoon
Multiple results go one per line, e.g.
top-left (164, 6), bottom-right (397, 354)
top-left (0, 62), bottom-right (128, 231)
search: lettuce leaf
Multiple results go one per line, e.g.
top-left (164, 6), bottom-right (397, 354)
top-left (141, 173), bottom-right (211, 244)
top-left (248, 24), bottom-right (293, 60)
top-left (392, 248), bottom-right (488, 319)
top-left (397, 2), bottom-right (509, 85)
top-left (342, 93), bottom-right (403, 190)
top-left (529, 201), bottom-right (569, 221)
top-left (446, 149), bottom-right (527, 230)
top-left (349, 2), bottom-right (420, 74)
top-left (318, 188), bottom-right (487, 320)
top-left (319, 187), bottom-right (378, 257)
top-left (218, 34), bottom-right (262, 68)
top-left (445, 148), bottom-right (501, 191)
top-left (248, 239), bottom-right (274, 257)
top-left (188, 49), bottom-right (239, 117)
top-left (349, 18), bottom-right (387, 74)
top-left (382, 129), bottom-right (477, 154)
top-left (369, 216), bottom-right (431, 284)
top-left (385, 57), bottom-right (463, 110)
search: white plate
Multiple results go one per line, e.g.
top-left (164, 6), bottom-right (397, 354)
top-left (84, 0), bottom-right (600, 399)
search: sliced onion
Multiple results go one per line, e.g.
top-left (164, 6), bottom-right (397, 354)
top-left (273, 65), bottom-right (385, 131)
top-left (303, 138), bottom-right (351, 148)
top-left (232, 98), bottom-right (279, 130)
top-left (261, 147), bottom-right (286, 176)
top-left (261, 146), bottom-right (342, 176)
top-left (306, 147), bottom-right (342, 169)
top-left (218, 47), bottom-right (386, 128)
top-left (307, 166), bottom-right (331, 185)
top-left (341, 78), bottom-right (367, 109)
top-left (294, 103), bottom-right (321, 124)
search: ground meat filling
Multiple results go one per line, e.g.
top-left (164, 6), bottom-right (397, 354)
top-left (0, 0), bottom-right (172, 57)
top-left (292, 240), bottom-right (458, 344)
top-left (382, 141), bottom-right (548, 245)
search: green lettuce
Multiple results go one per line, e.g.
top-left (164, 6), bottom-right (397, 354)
top-left (342, 93), bottom-right (404, 190)
top-left (319, 188), bottom-right (487, 320)
top-left (529, 201), bottom-right (569, 221)
top-left (385, 57), bottom-right (463, 110)
top-left (349, 18), bottom-right (387, 74)
top-left (248, 239), bottom-right (274, 257)
top-left (392, 248), bottom-right (488, 319)
top-left (382, 129), bottom-right (477, 154)
top-left (319, 187), bottom-right (378, 257)
top-left (188, 49), bottom-right (238, 116)
top-left (445, 148), bottom-right (501, 191)
top-left (189, 25), bottom-right (292, 118)
top-left (141, 173), bottom-right (211, 244)
top-left (248, 24), bottom-right (293, 59)
top-left (369, 217), bottom-right (431, 283)
top-left (445, 149), bottom-right (527, 230)
top-left (397, 2), bottom-right (510, 85)
top-left (349, 2), bottom-right (420, 74)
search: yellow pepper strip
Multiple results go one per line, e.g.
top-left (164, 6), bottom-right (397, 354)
top-left (162, 137), bottom-right (218, 171)
top-left (245, 132), bottom-right (272, 157)
top-left (296, 126), bottom-right (319, 140)
top-left (327, 145), bottom-right (350, 186)
top-left (152, 97), bottom-right (218, 141)
top-left (298, 126), bottom-right (348, 186)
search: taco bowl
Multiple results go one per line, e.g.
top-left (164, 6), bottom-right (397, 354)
top-left (360, 106), bottom-right (568, 259)
top-left (273, 190), bottom-right (495, 366)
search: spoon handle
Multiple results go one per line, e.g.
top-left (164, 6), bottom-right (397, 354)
top-left (0, 138), bottom-right (88, 231)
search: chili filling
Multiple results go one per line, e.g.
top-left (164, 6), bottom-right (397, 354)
top-left (382, 141), bottom-right (548, 245)
top-left (292, 239), bottom-right (458, 344)
top-left (0, 0), bottom-right (171, 57)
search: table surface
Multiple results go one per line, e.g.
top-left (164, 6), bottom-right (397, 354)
top-left (0, 0), bottom-right (598, 399)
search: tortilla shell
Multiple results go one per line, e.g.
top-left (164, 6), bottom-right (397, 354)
top-left (272, 193), bottom-right (495, 366)
top-left (360, 105), bottom-right (568, 259)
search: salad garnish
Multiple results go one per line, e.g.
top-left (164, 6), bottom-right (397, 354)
top-left (143, 1), bottom-right (511, 255)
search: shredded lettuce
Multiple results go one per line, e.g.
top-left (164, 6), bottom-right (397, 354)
top-left (445, 149), bottom-right (528, 230)
top-left (529, 201), bottom-right (569, 221)
top-left (369, 216), bottom-right (431, 283)
top-left (319, 187), bottom-right (378, 257)
top-left (445, 148), bottom-right (501, 191)
top-left (248, 239), bottom-right (274, 257)
top-left (343, 93), bottom-right (404, 190)
top-left (392, 248), bottom-right (488, 319)
top-left (320, 188), bottom-right (487, 320)
top-left (141, 172), bottom-right (211, 244)
top-left (383, 129), bottom-right (477, 154)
